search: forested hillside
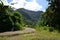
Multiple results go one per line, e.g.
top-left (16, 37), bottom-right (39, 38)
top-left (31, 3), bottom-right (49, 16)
top-left (16, 8), bottom-right (43, 26)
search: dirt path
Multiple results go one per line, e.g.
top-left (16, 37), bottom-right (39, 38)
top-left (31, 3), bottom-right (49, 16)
top-left (0, 28), bottom-right (35, 36)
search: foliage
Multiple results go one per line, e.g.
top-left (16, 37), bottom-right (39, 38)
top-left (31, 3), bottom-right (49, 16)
top-left (0, 1), bottom-right (11, 32)
top-left (41, 0), bottom-right (60, 31)
top-left (0, 1), bottom-right (23, 32)
top-left (10, 12), bottom-right (23, 31)
top-left (16, 8), bottom-right (43, 26)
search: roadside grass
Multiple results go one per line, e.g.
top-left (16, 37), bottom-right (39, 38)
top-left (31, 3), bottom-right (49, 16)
top-left (0, 26), bottom-right (60, 40)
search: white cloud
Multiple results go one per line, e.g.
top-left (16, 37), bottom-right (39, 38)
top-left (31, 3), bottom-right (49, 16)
top-left (2, 0), bottom-right (8, 5)
top-left (24, 1), bottom-right (42, 11)
top-left (10, 0), bottom-right (26, 9)
top-left (2, 0), bottom-right (42, 11)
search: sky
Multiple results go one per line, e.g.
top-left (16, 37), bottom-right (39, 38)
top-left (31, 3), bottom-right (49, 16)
top-left (2, 0), bottom-right (48, 12)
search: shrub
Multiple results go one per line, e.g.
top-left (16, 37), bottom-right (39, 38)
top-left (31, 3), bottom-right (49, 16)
top-left (10, 12), bottom-right (23, 31)
top-left (49, 27), bottom-right (54, 32)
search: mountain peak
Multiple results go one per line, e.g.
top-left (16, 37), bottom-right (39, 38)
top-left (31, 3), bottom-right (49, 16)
top-left (16, 8), bottom-right (43, 25)
top-left (16, 8), bottom-right (43, 12)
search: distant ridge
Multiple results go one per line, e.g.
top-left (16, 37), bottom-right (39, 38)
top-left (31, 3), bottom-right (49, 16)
top-left (16, 8), bottom-right (43, 25)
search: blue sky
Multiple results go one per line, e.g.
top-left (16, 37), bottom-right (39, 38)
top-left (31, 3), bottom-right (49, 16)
top-left (36, 0), bottom-right (48, 11)
top-left (8, 0), bottom-right (12, 3)
top-left (2, 0), bottom-right (48, 12)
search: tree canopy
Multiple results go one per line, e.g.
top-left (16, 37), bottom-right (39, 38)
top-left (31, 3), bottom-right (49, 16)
top-left (42, 0), bottom-right (60, 31)
top-left (0, 0), bottom-right (23, 32)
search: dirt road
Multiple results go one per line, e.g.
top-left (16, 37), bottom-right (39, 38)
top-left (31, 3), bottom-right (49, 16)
top-left (0, 28), bottom-right (35, 36)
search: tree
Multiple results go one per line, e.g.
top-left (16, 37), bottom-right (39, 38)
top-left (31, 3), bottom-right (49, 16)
top-left (42, 0), bottom-right (60, 31)
top-left (0, 0), bottom-right (23, 32)
top-left (0, 0), bottom-right (12, 32)
top-left (10, 12), bottom-right (23, 31)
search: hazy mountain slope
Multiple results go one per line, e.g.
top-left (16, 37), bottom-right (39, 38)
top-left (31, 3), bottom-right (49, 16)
top-left (16, 8), bottom-right (43, 25)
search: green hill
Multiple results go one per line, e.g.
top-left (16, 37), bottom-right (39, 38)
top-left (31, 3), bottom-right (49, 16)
top-left (16, 8), bottom-right (43, 25)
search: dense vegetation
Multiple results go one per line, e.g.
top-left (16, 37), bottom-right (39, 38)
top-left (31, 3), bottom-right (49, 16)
top-left (0, 0), bottom-right (60, 33)
top-left (0, 0), bottom-right (23, 32)
top-left (0, 0), bottom-right (60, 40)
top-left (41, 0), bottom-right (60, 32)
top-left (16, 8), bottom-right (43, 27)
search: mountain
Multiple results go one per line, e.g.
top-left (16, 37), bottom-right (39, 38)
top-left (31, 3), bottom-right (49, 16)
top-left (16, 8), bottom-right (43, 25)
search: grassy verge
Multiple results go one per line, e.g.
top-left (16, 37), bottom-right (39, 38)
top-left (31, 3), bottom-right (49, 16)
top-left (0, 27), bottom-right (60, 40)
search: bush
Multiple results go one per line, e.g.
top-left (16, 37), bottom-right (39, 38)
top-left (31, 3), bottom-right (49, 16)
top-left (13, 22), bottom-right (23, 31)
top-left (0, 13), bottom-right (13, 32)
top-left (10, 12), bottom-right (23, 31)
top-left (0, 3), bottom-right (23, 32)
top-left (0, 12), bottom-right (23, 32)
top-left (49, 27), bottom-right (54, 32)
